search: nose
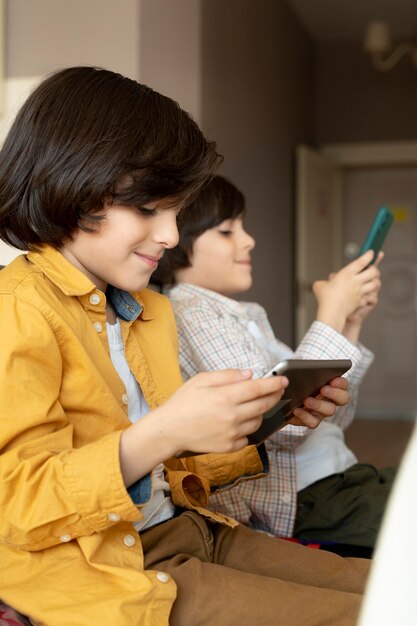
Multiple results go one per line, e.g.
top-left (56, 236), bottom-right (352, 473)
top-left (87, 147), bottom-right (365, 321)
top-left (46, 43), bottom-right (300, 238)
top-left (243, 229), bottom-right (256, 251)
top-left (153, 211), bottom-right (179, 249)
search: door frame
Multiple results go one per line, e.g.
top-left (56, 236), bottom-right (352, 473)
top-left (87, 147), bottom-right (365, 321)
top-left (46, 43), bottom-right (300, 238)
top-left (322, 141), bottom-right (417, 167)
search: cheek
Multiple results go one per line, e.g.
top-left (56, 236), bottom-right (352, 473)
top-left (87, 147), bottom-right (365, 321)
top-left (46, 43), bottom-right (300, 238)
top-left (192, 237), bottom-right (235, 276)
top-left (208, 248), bottom-right (234, 274)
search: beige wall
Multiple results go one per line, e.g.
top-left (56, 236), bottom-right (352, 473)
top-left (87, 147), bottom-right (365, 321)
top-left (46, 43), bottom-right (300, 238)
top-left (315, 41), bottom-right (417, 144)
top-left (0, 0), bottom-right (140, 264)
top-left (201, 0), bottom-right (314, 343)
top-left (140, 0), bottom-right (202, 124)
top-left (6, 0), bottom-right (140, 79)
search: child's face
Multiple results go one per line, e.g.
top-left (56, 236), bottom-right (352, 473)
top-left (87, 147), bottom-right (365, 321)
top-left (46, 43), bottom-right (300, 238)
top-left (179, 217), bottom-right (255, 296)
top-left (61, 199), bottom-right (181, 292)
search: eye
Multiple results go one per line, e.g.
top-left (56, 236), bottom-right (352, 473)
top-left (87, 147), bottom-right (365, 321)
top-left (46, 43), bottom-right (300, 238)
top-left (218, 229), bottom-right (233, 236)
top-left (137, 206), bottom-right (157, 217)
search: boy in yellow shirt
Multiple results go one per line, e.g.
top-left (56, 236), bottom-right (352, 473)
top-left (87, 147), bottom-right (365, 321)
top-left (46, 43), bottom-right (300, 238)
top-left (0, 66), bottom-right (366, 626)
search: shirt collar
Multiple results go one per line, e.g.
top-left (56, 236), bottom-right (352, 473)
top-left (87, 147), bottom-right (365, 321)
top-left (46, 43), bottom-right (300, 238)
top-left (166, 282), bottom-right (252, 319)
top-left (27, 245), bottom-right (154, 321)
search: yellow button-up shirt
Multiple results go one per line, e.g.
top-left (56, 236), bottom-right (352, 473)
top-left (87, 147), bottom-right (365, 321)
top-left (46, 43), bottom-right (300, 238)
top-left (0, 246), bottom-right (266, 626)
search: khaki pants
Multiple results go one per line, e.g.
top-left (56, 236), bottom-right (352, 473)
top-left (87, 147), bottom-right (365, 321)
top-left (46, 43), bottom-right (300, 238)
top-left (142, 511), bottom-right (369, 626)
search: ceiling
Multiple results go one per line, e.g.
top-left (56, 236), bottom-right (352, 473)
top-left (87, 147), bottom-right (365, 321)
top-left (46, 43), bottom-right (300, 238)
top-left (286, 0), bottom-right (417, 42)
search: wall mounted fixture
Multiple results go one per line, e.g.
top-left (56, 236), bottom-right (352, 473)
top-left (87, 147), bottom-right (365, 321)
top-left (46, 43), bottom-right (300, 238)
top-left (364, 19), bottom-right (417, 71)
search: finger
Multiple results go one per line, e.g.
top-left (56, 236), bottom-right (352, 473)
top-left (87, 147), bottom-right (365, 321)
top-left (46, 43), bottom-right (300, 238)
top-left (238, 415), bottom-right (264, 438)
top-left (348, 302), bottom-right (374, 318)
top-left (357, 277), bottom-right (381, 297)
top-left (366, 278), bottom-right (382, 295)
top-left (221, 414), bottom-right (264, 443)
top-left (289, 407), bottom-right (322, 428)
top-left (235, 386), bottom-right (287, 421)
top-left (302, 396), bottom-right (337, 417)
top-left (327, 376), bottom-right (349, 390)
top-left (342, 250), bottom-right (375, 275)
top-left (220, 375), bottom-right (289, 406)
top-left (357, 264), bottom-right (381, 284)
top-left (312, 279), bottom-right (325, 296)
top-left (358, 291), bottom-right (379, 308)
top-left (362, 292), bottom-right (379, 307)
top-left (319, 385), bottom-right (349, 407)
top-left (192, 368), bottom-right (254, 388)
top-left (352, 268), bottom-right (380, 292)
top-left (374, 251), bottom-right (384, 267)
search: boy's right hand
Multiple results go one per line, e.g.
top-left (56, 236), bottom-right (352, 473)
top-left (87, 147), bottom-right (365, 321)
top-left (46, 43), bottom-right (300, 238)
top-left (119, 369), bottom-right (288, 487)
top-left (153, 369), bottom-right (289, 456)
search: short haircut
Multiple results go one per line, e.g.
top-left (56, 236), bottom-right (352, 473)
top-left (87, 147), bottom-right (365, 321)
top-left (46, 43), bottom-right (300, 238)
top-left (0, 66), bottom-right (220, 250)
top-left (152, 174), bottom-right (245, 287)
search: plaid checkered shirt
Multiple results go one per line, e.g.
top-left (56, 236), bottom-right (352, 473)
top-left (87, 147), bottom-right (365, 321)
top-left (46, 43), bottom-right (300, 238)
top-left (166, 283), bottom-right (374, 537)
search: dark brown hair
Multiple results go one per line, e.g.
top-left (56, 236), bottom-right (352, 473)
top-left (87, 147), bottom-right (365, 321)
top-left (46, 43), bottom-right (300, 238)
top-left (152, 174), bottom-right (245, 287)
top-left (0, 66), bottom-right (220, 249)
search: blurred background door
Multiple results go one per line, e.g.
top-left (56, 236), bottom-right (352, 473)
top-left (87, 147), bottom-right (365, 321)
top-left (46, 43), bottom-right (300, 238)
top-left (296, 142), bottom-right (417, 419)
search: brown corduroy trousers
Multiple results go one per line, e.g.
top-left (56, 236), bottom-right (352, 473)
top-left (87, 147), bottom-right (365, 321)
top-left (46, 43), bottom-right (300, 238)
top-left (142, 511), bottom-right (369, 626)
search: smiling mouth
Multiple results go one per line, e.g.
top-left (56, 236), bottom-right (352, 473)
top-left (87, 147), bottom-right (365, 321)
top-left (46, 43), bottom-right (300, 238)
top-left (134, 252), bottom-right (161, 267)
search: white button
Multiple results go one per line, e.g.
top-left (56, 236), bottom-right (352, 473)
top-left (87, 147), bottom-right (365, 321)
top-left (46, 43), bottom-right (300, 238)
top-left (123, 534), bottom-right (136, 547)
top-left (93, 321), bottom-right (103, 333)
top-left (89, 293), bottom-right (101, 305)
top-left (108, 512), bottom-right (121, 522)
top-left (122, 393), bottom-right (128, 405)
top-left (281, 494), bottom-right (292, 504)
top-left (60, 534), bottom-right (71, 543)
top-left (156, 571), bottom-right (170, 583)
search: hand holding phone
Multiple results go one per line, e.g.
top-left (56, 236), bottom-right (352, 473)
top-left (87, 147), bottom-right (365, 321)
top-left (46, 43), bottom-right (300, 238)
top-left (246, 359), bottom-right (352, 445)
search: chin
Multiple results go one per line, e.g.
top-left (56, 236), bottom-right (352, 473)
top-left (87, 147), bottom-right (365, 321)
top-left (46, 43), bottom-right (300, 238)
top-left (240, 278), bottom-right (253, 292)
top-left (224, 282), bottom-right (252, 296)
top-left (111, 276), bottom-right (150, 292)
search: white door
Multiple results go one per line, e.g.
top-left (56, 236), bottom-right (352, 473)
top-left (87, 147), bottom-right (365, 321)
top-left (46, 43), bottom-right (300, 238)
top-left (342, 166), bottom-right (417, 418)
top-left (296, 143), bottom-right (417, 419)
top-left (295, 145), bottom-right (343, 343)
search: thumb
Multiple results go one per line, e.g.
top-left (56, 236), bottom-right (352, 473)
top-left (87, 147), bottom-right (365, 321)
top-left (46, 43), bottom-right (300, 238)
top-left (374, 251), bottom-right (384, 267)
top-left (349, 249), bottom-right (374, 273)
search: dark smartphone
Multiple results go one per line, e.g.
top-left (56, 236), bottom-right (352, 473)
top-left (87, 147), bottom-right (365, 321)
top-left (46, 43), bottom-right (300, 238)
top-left (359, 206), bottom-right (394, 262)
top-left (246, 358), bottom-right (352, 445)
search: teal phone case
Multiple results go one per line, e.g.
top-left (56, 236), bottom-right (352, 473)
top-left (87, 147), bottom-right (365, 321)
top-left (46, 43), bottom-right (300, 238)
top-left (359, 207), bottom-right (394, 262)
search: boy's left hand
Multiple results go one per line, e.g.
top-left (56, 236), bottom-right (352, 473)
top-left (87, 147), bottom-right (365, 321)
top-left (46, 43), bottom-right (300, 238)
top-left (344, 251), bottom-right (384, 327)
top-left (287, 376), bottom-right (349, 429)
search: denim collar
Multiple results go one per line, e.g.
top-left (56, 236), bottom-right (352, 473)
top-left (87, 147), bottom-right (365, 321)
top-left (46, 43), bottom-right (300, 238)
top-left (106, 286), bottom-right (142, 322)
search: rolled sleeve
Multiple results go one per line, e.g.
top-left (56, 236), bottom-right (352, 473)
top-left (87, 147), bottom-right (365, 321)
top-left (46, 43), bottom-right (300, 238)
top-left (0, 430), bottom-right (144, 551)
